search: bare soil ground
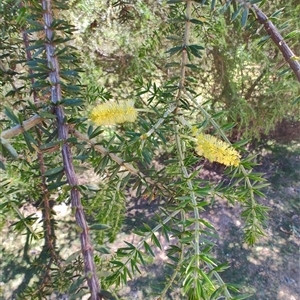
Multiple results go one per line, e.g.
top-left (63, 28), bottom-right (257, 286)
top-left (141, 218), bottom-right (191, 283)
top-left (1, 120), bottom-right (300, 300)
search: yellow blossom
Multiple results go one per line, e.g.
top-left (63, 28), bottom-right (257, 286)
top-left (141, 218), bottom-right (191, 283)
top-left (90, 100), bottom-right (137, 126)
top-left (195, 133), bottom-right (240, 167)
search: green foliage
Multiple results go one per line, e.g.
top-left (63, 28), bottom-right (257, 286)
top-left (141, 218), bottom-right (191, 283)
top-left (1, 0), bottom-right (299, 299)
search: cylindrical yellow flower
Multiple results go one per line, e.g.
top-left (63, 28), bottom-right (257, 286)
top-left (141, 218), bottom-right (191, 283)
top-left (90, 100), bottom-right (137, 126)
top-left (195, 133), bottom-right (240, 167)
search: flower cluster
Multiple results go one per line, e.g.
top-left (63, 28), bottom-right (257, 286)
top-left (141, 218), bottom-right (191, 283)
top-left (195, 133), bottom-right (240, 167)
top-left (90, 101), bottom-right (137, 126)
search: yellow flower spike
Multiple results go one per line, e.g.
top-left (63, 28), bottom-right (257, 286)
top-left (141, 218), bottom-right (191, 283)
top-left (195, 133), bottom-right (240, 167)
top-left (90, 100), bottom-right (137, 126)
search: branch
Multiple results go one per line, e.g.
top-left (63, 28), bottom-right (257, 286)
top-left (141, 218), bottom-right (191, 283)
top-left (72, 129), bottom-right (140, 176)
top-left (1, 114), bottom-right (44, 158)
top-left (0, 115), bottom-right (167, 194)
top-left (140, 103), bottom-right (176, 140)
top-left (41, 0), bottom-right (100, 299)
top-left (1, 114), bottom-right (43, 140)
top-left (244, 68), bottom-right (267, 100)
top-left (71, 128), bottom-right (168, 192)
top-left (252, 4), bottom-right (300, 82)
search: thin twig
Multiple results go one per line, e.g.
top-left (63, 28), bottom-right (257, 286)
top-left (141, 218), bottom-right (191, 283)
top-left (71, 128), bottom-right (168, 191)
top-left (170, 2), bottom-right (233, 295)
top-left (72, 129), bottom-right (140, 176)
top-left (141, 103), bottom-right (177, 140)
top-left (1, 114), bottom-right (43, 140)
top-left (244, 68), bottom-right (267, 100)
